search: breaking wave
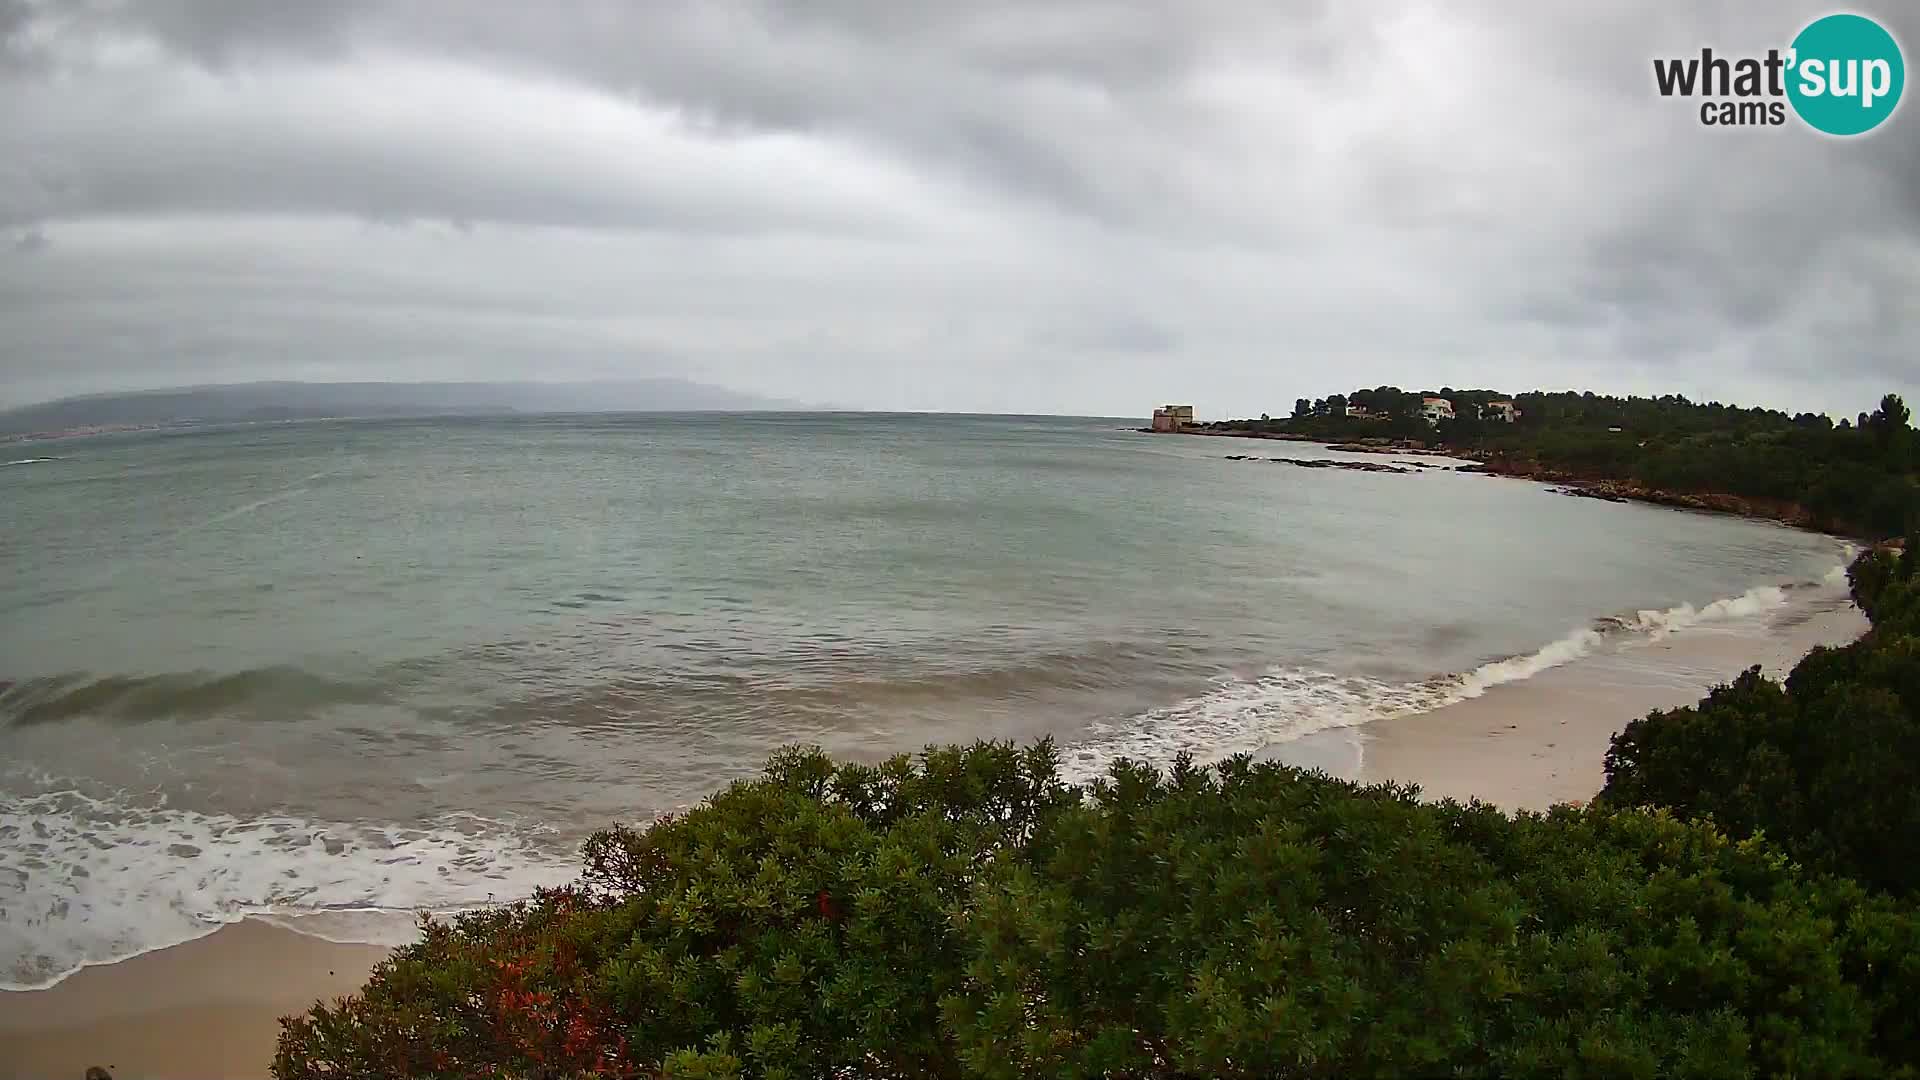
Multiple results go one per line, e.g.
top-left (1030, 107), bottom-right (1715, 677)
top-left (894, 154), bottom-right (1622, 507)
top-left (1592, 584), bottom-right (1788, 640)
top-left (0, 561), bottom-right (1854, 987)
top-left (1060, 572), bottom-right (1832, 783)
top-left (0, 783), bottom-right (577, 990)
top-left (0, 668), bottom-right (392, 727)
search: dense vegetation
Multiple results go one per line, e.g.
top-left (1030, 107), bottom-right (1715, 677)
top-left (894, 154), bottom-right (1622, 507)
top-left (280, 544), bottom-right (1920, 1080)
top-left (1202, 389), bottom-right (1917, 537)
top-left (1600, 540), bottom-right (1920, 896)
top-left (269, 405), bottom-right (1920, 1080)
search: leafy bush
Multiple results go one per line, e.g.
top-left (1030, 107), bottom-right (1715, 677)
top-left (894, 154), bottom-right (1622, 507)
top-left (1600, 543), bottom-right (1920, 896)
top-left (278, 742), bottom-right (1920, 1078)
top-left (1851, 544), bottom-right (1920, 633)
top-left (276, 741), bottom-right (1069, 1080)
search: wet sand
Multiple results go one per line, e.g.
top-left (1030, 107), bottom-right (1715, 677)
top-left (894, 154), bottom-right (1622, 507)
top-left (1350, 601), bottom-right (1868, 811)
top-left (0, 919), bottom-right (388, 1080)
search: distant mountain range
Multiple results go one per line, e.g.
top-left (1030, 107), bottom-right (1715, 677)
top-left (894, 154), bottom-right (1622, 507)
top-left (0, 380), bottom-right (805, 436)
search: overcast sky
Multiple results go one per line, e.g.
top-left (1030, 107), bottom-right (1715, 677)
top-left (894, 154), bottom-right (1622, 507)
top-left (2, 1), bottom-right (1914, 417)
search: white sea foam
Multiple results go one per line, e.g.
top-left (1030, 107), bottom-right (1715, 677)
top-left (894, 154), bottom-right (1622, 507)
top-left (0, 786), bottom-right (577, 989)
top-left (253, 907), bottom-right (431, 948)
top-left (1061, 568), bottom-right (1845, 784)
top-left (1, 563), bottom-right (1854, 986)
top-left (1611, 584), bottom-right (1790, 640)
top-left (4, 457), bottom-right (57, 466)
top-left (1060, 668), bottom-right (1464, 784)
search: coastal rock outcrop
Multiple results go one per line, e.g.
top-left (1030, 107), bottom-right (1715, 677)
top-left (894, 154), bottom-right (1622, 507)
top-left (1487, 459), bottom-right (1816, 526)
top-left (1225, 455), bottom-right (1412, 474)
top-left (1323, 441), bottom-right (1431, 456)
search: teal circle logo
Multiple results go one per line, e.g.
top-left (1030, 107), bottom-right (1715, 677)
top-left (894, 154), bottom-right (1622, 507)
top-left (1787, 13), bottom-right (1904, 135)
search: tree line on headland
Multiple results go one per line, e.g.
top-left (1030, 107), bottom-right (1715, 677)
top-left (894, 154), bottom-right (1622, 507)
top-left (1199, 389), bottom-right (1917, 538)
top-left (277, 545), bottom-right (1920, 1077)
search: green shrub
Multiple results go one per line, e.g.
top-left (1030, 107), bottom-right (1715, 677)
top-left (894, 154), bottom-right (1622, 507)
top-left (1600, 543), bottom-right (1920, 897)
top-left (278, 744), bottom-right (1920, 1079)
top-left (277, 741), bottom-right (1069, 1080)
top-left (1851, 546), bottom-right (1920, 633)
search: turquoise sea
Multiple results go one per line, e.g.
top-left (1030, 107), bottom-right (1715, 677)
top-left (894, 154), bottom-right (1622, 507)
top-left (0, 413), bottom-right (1854, 986)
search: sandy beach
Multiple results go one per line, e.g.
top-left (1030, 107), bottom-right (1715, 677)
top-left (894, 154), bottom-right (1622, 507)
top-left (0, 600), bottom-right (1870, 1080)
top-left (0, 920), bottom-right (387, 1080)
top-left (1354, 601), bottom-right (1869, 811)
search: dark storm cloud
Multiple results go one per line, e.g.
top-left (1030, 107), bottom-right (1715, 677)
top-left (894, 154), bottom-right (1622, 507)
top-left (0, 0), bottom-right (39, 70)
top-left (5, 0), bottom-right (369, 66)
top-left (7, 0), bottom-right (1374, 228)
top-left (0, 0), bottom-right (29, 38)
top-left (0, 0), bottom-right (1914, 414)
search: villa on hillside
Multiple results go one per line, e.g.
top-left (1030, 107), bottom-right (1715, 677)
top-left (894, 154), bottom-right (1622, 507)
top-left (1420, 397), bottom-right (1455, 425)
top-left (1345, 405), bottom-right (1383, 420)
top-left (1481, 399), bottom-right (1520, 423)
top-left (1151, 404), bottom-right (1195, 432)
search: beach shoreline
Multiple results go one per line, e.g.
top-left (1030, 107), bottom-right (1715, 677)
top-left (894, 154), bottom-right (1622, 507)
top-left (0, 919), bottom-right (388, 1080)
top-left (1270, 598), bottom-right (1869, 811)
top-left (10, 605), bottom-right (1874, 1080)
top-left (0, 547), bottom-right (1872, 1079)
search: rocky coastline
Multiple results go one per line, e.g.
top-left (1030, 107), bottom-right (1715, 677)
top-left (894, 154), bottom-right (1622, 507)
top-left (1176, 427), bottom-right (1823, 532)
top-left (1518, 470), bottom-right (1815, 527)
top-left (1223, 454), bottom-right (1418, 474)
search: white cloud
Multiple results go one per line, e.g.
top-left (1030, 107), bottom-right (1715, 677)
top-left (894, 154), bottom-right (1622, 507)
top-left (0, 0), bottom-right (1914, 417)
